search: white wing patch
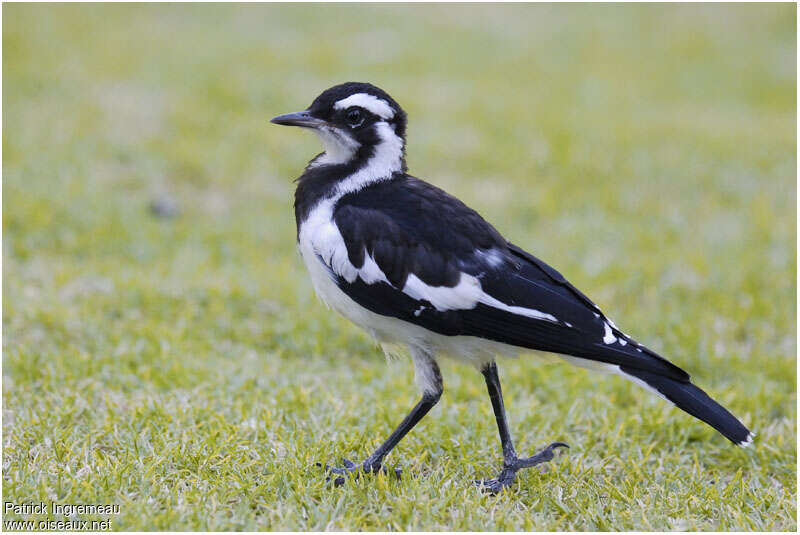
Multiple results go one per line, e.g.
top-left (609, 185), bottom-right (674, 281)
top-left (477, 292), bottom-right (558, 322)
top-left (403, 273), bottom-right (483, 311)
top-left (474, 248), bottom-right (505, 268)
top-left (334, 93), bottom-right (395, 119)
top-left (357, 253), bottom-right (386, 284)
top-left (602, 322), bottom-right (618, 344)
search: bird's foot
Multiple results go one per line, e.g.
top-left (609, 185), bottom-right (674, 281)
top-left (475, 441), bottom-right (569, 494)
top-left (318, 458), bottom-right (402, 487)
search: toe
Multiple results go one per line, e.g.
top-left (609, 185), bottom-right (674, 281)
top-left (474, 478), bottom-right (505, 494)
top-left (325, 465), bottom-right (348, 476)
top-left (485, 480), bottom-right (504, 494)
top-left (342, 458), bottom-right (357, 470)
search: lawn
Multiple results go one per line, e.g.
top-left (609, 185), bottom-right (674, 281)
top-left (2, 3), bottom-right (796, 531)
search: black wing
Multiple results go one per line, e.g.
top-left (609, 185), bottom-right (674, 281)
top-left (328, 175), bottom-right (689, 381)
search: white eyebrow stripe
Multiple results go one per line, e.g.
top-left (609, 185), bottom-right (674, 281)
top-left (333, 93), bottom-right (395, 119)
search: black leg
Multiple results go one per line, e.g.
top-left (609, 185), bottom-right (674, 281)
top-left (324, 354), bottom-right (442, 486)
top-left (362, 389), bottom-right (441, 470)
top-left (483, 361), bottom-right (518, 463)
top-left (477, 361), bottom-right (569, 494)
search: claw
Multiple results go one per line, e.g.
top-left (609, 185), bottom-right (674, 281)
top-left (322, 459), bottom-right (359, 486)
top-left (319, 458), bottom-right (402, 486)
top-left (476, 440), bottom-right (570, 494)
top-left (475, 477), bottom-right (506, 494)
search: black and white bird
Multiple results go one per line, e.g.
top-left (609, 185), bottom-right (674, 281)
top-left (271, 82), bottom-right (753, 492)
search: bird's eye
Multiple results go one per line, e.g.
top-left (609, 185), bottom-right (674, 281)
top-left (346, 108), bottom-right (364, 127)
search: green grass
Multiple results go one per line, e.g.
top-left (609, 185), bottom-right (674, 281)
top-left (2, 3), bottom-right (796, 531)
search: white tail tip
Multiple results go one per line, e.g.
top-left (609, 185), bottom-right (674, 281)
top-left (738, 431), bottom-right (756, 448)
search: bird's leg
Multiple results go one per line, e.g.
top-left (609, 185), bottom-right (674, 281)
top-left (476, 361), bottom-right (569, 494)
top-left (323, 352), bottom-right (442, 486)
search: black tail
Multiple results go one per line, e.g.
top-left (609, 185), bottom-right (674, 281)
top-left (622, 367), bottom-right (753, 446)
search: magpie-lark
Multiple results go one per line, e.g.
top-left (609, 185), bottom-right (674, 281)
top-left (272, 82), bottom-right (753, 492)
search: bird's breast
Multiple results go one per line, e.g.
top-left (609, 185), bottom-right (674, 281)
top-left (297, 199), bottom-right (354, 310)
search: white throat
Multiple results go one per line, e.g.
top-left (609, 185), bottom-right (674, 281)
top-left (312, 126), bottom-right (360, 166)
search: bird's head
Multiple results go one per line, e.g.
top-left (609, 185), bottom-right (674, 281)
top-left (272, 82), bottom-right (407, 170)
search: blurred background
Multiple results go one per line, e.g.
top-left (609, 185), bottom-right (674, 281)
top-left (3, 3), bottom-right (796, 530)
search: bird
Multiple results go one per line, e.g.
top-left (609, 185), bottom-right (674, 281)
top-left (271, 82), bottom-right (753, 493)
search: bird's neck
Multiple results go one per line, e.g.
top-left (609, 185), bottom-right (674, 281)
top-left (294, 123), bottom-right (406, 231)
top-left (332, 122), bottom-right (406, 197)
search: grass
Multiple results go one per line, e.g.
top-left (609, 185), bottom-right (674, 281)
top-left (2, 3), bottom-right (796, 531)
